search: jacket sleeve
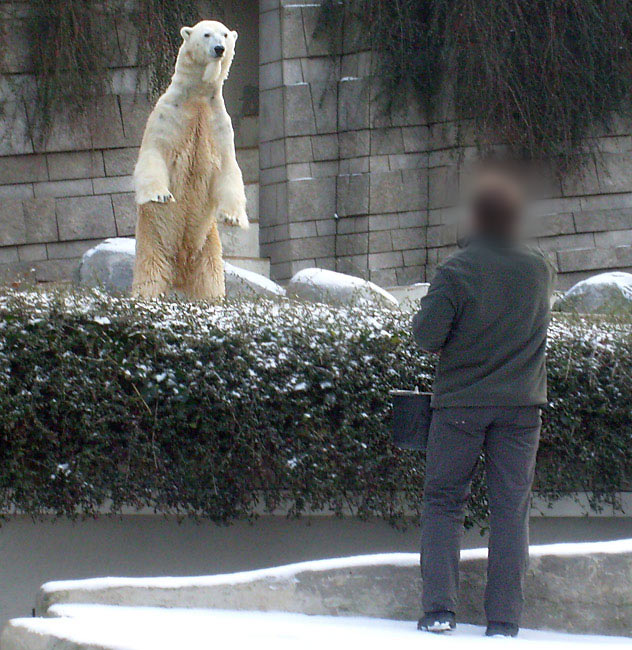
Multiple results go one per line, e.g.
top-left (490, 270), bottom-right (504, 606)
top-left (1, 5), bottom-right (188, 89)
top-left (412, 267), bottom-right (458, 353)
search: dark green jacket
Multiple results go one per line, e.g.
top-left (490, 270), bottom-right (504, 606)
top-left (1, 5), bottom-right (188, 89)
top-left (412, 239), bottom-right (555, 408)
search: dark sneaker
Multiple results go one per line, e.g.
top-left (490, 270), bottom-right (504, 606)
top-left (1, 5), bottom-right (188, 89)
top-left (417, 611), bottom-right (456, 633)
top-left (485, 621), bottom-right (519, 637)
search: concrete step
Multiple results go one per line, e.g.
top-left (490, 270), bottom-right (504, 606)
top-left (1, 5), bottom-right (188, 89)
top-left (3, 604), bottom-right (625, 650)
top-left (218, 219), bottom-right (260, 258)
top-left (28, 541), bottom-right (632, 637)
top-left (224, 256), bottom-right (270, 277)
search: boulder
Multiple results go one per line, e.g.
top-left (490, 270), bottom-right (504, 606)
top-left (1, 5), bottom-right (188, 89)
top-left (77, 238), bottom-right (284, 299)
top-left (224, 262), bottom-right (286, 299)
top-left (388, 283), bottom-right (429, 311)
top-left (554, 271), bottom-right (632, 315)
top-left (77, 237), bottom-right (135, 293)
top-left (288, 268), bottom-right (398, 308)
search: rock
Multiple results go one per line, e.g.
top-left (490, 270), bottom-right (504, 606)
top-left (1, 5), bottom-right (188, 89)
top-left (224, 262), bottom-right (286, 299)
top-left (77, 238), bottom-right (284, 299)
top-left (555, 271), bottom-right (632, 315)
top-left (77, 237), bottom-right (135, 293)
top-left (288, 268), bottom-right (398, 308)
top-left (387, 283), bottom-right (429, 311)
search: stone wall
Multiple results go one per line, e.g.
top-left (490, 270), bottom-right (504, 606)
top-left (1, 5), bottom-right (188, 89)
top-left (0, 0), bottom-right (263, 282)
top-left (259, 0), bottom-right (632, 289)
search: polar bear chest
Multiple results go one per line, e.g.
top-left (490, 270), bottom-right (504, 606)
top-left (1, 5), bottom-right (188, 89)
top-left (168, 99), bottom-right (220, 199)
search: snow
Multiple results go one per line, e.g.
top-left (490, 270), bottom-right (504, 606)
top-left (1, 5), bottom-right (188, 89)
top-left (83, 238), bottom-right (136, 259)
top-left (8, 605), bottom-right (630, 650)
top-left (41, 539), bottom-right (632, 594)
top-left (582, 271), bottom-right (632, 293)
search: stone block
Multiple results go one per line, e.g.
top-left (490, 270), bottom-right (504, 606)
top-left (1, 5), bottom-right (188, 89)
top-left (281, 5), bottom-right (307, 59)
top-left (575, 208), bottom-right (632, 233)
top-left (561, 156), bottom-right (600, 196)
top-left (0, 102), bottom-right (32, 155)
top-left (234, 117), bottom-right (259, 149)
top-left (402, 126), bottom-right (429, 152)
top-left (371, 128), bottom-right (405, 156)
top-left (368, 250), bottom-right (403, 270)
top-left (369, 156), bottom-right (390, 173)
top-left (90, 96), bottom-right (127, 149)
top-left (260, 88), bottom-right (285, 141)
top-left (389, 153), bottom-right (427, 171)
top-left (93, 175), bottom-right (133, 195)
top-left (336, 254), bottom-right (368, 277)
top-left (245, 184), bottom-right (259, 221)
top-left (260, 7), bottom-right (282, 64)
top-left (526, 212), bottom-right (575, 238)
top-left (34, 179), bottom-right (93, 199)
top-left (370, 268), bottom-right (398, 287)
top-left (285, 83), bottom-right (317, 136)
top-left (594, 228), bottom-right (632, 249)
top-left (340, 157), bottom-right (369, 174)
top-left (403, 248), bottom-right (426, 266)
top-left (0, 199), bottom-right (26, 245)
top-left (369, 214), bottom-right (395, 231)
top-left (316, 219), bottom-right (336, 236)
top-left (340, 130), bottom-right (370, 159)
top-left (260, 61), bottom-right (283, 90)
top-left (285, 137), bottom-right (312, 164)
top-left (391, 227), bottom-right (426, 251)
top-left (0, 183), bottom-right (33, 199)
top-left (23, 198), bottom-right (58, 243)
top-left (57, 195), bottom-right (116, 241)
top-left (368, 231), bottom-right (393, 253)
top-left (338, 79), bottom-right (370, 131)
top-left (119, 95), bottom-right (152, 147)
top-left (236, 149), bottom-right (259, 183)
top-left (310, 160), bottom-right (338, 178)
top-left (398, 211), bottom-right (427, 228)
top-left (103, 148), bottom-right (138, 177)
top-left (337, 173), bottom-right (369, 216)
top-left (31, 258), bottom-right (78, 282)
top-left (428, 166), bottom-right (458, 209)
top-left (312, 134), bottom-right (338, 161)
top-left (595, 153), bottom-right (632, 194)
top-left (17, 243), bottom-right (47, 263)
top-left (538, 233), bottom-right (595, 251)
top-left (287, 177), bottom-right (336, 221)
top-left (370, 170), bottom-right (427, 213)
top-left (336, 233), bottom-right (368, 256)
top-left (0, 154), bottom-right (47, 185)
top-left (47, 151), bottom-right (105, 181)
top-left (47, 240), bottom-right (100, 260)
top-left (338, 215), bottom-right (368, 234)
top-left (291, 235), bottom-right (336, 259)
top-left (302, 5), bottom-right (331, 57)
top-left (289, 221), bottom-right (318, 239)
top-left (0, 246), bottom-right (19, 265)
top-left (301, 57), bottom-right (336, 84)
top-left (426, 224), bottom-right (457, 248)
top-left (397, 265), bottom-right (426, 286)
top-left (287, 163), bottom-right (312, 180)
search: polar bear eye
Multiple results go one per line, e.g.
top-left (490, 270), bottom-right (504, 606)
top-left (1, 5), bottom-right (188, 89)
top-left (223, 33), bottom-right (228, 37)
top-left (204, 33), bottom-right (211, 38)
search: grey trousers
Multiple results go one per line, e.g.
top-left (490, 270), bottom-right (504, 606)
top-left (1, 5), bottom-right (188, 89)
top-left (421, 406), bottom-right (541, 626)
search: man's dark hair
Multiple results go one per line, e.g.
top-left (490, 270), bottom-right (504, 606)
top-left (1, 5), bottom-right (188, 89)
top-left (471, 171), bottom-right (524, 242)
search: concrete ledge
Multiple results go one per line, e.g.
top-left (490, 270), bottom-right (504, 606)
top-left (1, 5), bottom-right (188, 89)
top-left (36, 540), bottom-right (632, 636)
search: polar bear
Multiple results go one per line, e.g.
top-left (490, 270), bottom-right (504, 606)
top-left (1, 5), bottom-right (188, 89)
top-left (132, 20), bottom-right (248, 300)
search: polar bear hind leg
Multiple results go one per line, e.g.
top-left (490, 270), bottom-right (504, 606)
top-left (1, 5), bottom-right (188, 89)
top-left (132, 206), bottom-right (177, 298)
top-left (179, 221), bottom-right (225, 301)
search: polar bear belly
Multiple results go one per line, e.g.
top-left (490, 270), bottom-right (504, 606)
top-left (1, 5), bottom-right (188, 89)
top-left (167, 100), bottom-right (220, 253)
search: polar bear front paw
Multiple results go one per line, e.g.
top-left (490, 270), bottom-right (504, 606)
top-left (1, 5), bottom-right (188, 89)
top-left (218, 208), bottom-right (249, 230)
top-left (136, 189), bottom-right (175, 205)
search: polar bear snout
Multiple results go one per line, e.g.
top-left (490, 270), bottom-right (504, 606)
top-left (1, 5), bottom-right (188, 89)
top-left (213, 45), bottom-right (225, 57)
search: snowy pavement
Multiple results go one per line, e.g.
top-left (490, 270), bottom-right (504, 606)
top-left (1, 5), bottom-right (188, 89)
top-left (3, 605), bottom-right (631, 650)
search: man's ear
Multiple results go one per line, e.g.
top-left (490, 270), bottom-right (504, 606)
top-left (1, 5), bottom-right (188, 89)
top-left (180, 26), bottom-right (193, 41)
top-left (232, 30), bottom-right (238, 41)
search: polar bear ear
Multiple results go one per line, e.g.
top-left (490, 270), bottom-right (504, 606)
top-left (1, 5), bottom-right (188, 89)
top-left (180, 26), bottom-right (193, 41)
top-left (232, 30), bottom-right (238, 41)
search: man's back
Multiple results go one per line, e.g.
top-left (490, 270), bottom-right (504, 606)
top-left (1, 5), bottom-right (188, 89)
top-left (413, 239), bottom-right (554, 407)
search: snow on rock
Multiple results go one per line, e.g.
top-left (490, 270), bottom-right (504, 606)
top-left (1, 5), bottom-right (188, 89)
top-left (35, 541), bottom-right (632, 637)
top-left (555, 271), bottom-right (632, 315)
top-left (2, 605), bottom-right (629, 650)
top-left (288, 268), bottom-right (399, 308)
top-left (77, 237), bottom-right (135, 293)
top-left (224, 262), bottom-right (286, 298)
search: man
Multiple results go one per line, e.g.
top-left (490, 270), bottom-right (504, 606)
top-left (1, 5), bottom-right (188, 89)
top-left (412, 171), bottom-right (555, 638)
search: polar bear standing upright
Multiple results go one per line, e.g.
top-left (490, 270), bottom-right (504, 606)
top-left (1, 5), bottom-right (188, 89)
top-left (132, 20), bottom-right (248, 300)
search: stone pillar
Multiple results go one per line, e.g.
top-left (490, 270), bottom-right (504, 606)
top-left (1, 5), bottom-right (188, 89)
top-left (258, 0), bottom-right (429, 285)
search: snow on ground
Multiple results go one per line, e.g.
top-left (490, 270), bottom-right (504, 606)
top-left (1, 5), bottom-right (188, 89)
top-left (8, 605), bottom-right (630, 650)
top-left (83, 238), bottom-right (136, 258)
top-left (41, 538), bottom-right (632, 594)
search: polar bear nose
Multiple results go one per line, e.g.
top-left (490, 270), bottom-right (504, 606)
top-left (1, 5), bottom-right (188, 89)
top-left (214, 45), bottom-right (225, 57)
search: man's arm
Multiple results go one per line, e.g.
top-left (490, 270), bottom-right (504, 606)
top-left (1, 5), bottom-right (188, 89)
top-left (412, 268), bottom-right (458, 353)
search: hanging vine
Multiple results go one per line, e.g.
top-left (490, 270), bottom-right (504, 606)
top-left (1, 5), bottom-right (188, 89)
top-left (318, 0), bottom-right (632, 171)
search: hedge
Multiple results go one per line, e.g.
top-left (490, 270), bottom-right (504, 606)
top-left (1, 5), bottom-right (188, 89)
top-left (0, 288), bottom-right (630, 528)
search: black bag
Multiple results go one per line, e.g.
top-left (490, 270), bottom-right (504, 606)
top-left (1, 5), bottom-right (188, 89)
top-left (390, 390), bottom-right (432, 451)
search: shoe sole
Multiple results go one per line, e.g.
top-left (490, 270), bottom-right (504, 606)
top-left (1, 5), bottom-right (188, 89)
top-left (419, 622), bottom-right (455, 633)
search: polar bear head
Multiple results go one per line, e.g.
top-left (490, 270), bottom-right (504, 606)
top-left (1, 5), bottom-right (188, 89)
top-left (179, 20), bottom-right (238, 85)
